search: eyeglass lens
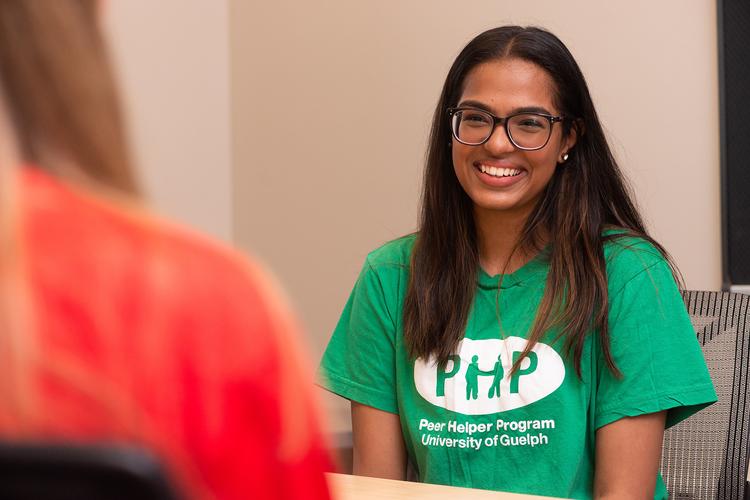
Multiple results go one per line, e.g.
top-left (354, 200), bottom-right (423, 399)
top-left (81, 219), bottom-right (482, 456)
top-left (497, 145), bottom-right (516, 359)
top-left (452, 109), bottom-right (552, 149)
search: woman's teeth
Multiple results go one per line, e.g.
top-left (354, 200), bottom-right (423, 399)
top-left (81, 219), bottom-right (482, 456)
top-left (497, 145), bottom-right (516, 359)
top-left (479, 164), bottom-right (521, 178)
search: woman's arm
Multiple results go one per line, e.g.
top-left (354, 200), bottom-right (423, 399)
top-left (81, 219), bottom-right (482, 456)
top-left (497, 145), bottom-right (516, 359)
top-left (594, 411), bottom-right (666, 499)
top-left (351, 402), bottom-right (407, 480)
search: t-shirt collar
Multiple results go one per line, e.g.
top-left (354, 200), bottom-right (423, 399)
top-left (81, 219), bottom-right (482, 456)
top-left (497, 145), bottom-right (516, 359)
top-left (476, 246), bottom-right (550, 290)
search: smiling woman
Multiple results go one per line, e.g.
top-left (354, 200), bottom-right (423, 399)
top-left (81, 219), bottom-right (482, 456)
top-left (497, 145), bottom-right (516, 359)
top-left (318, 25), bottom-right (717, 499)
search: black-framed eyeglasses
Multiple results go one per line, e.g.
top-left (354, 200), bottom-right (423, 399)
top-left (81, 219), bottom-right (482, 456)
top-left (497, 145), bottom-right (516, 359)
top-left (447, 107), bottom-right (565, 151)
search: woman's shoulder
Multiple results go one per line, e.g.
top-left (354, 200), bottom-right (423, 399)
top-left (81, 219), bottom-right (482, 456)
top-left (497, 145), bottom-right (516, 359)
top-left (602, 229), bottom-right (665, 265)
top-left (600, 228), bottom-right (674, 295)
top-left (22, 168), bottom-right (281, 334)
top-left (364, 233), bottom-right (417, 269)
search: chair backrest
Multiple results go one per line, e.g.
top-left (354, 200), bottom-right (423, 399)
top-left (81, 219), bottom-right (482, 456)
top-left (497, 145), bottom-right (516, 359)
top-left (660, 290), bottom-right (750, 500)
top-left (0, 441), bottom-right (181, 500)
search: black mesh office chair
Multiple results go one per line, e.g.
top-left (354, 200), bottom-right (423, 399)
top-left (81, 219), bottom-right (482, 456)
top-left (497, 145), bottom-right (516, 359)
top-left (660, 291), bottom-right (750, 500)
top-left (0, 441), bottom-right (181, 500)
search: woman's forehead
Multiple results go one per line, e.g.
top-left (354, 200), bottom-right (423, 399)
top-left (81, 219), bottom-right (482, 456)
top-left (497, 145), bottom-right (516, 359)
top-left (459, 58), bottom-right (558, 113)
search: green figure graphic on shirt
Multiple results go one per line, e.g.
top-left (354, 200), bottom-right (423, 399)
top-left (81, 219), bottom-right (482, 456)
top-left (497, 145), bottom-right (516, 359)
top-left (486, 354), bottom-right (505, 398)
top-left (465, 355), bottom-right (482, 400)
top-left (466, 355), bottom-right (505, 400)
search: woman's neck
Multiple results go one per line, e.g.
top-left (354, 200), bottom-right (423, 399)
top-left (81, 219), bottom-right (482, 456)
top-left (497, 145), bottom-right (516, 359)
top-left (474, 205), bottom-right (542, 276)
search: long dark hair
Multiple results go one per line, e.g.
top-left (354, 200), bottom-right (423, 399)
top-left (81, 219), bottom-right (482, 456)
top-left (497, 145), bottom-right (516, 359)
top-left (403, 26), bottom-right (678, 376)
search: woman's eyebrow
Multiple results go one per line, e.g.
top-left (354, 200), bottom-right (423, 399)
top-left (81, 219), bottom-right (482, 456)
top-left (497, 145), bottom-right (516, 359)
top-left (457, 99), bottom-right (494, 111)
top-left (457, 100), bottom-right (553, 115)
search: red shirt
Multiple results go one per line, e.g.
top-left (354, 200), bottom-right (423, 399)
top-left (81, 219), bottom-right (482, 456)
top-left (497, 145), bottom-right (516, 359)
top-left (15, 168), bottom-right (331, 500)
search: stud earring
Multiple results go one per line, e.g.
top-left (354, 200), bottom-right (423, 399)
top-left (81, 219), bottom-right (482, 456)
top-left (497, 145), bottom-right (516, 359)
top-left (562, 153), bottom-right (569, 162)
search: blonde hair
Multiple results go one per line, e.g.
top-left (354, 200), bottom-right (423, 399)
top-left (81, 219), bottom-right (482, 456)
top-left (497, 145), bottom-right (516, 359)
top-left (0, 0), bottom-right (138, 193)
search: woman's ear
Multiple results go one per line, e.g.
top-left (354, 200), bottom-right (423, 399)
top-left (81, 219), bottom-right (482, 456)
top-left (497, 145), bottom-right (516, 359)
top-left (558, 124), bottom-right (578, 163)
top-left (574, 118), bottom-right (586, 137)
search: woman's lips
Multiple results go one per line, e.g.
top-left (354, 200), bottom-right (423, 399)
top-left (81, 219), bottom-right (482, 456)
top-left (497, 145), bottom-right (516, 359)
top-left (473, 161), bottom-right (526, 187)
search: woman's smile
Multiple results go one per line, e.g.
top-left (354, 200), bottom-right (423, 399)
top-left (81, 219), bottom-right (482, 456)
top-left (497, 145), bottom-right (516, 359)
top-left (473, 160), bottom-right (527, 187)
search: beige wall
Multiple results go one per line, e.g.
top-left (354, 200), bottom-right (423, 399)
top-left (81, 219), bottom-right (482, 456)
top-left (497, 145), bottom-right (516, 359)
top-left (230, 1), bottom-right (721, 429)
top-left (105, 0), bottom-right (233, 241)
top-left (101, 0), bottom-right (722, 433)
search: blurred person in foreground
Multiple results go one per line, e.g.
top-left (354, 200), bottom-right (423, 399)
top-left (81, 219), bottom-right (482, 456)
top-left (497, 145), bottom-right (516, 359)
top-left (0, 1), bottom-right (331, 499)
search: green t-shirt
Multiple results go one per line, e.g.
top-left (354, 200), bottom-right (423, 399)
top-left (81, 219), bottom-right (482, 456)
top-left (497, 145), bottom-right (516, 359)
top-left (319, 233), bottom-right (717, 499)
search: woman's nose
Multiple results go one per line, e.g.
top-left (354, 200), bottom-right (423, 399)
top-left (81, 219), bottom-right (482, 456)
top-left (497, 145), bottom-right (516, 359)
top-left (483, 124), bottom-right (516, 155)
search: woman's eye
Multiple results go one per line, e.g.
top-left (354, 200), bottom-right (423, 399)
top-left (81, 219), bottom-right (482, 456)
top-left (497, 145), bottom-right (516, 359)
top-left (517, 118), bottom-right (543, 128)
top-left (463, 113), bottom-right (491, 125)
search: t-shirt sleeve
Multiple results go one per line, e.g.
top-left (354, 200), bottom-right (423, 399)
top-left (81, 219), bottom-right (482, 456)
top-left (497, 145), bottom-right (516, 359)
top-left (594, 251), bottom-right (717, 430)
top-left (318, 257), bottom-right (399, 414)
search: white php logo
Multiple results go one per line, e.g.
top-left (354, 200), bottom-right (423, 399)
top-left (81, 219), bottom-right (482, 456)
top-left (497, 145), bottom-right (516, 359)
top-left (413, 337), bottom-right (565, 415)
